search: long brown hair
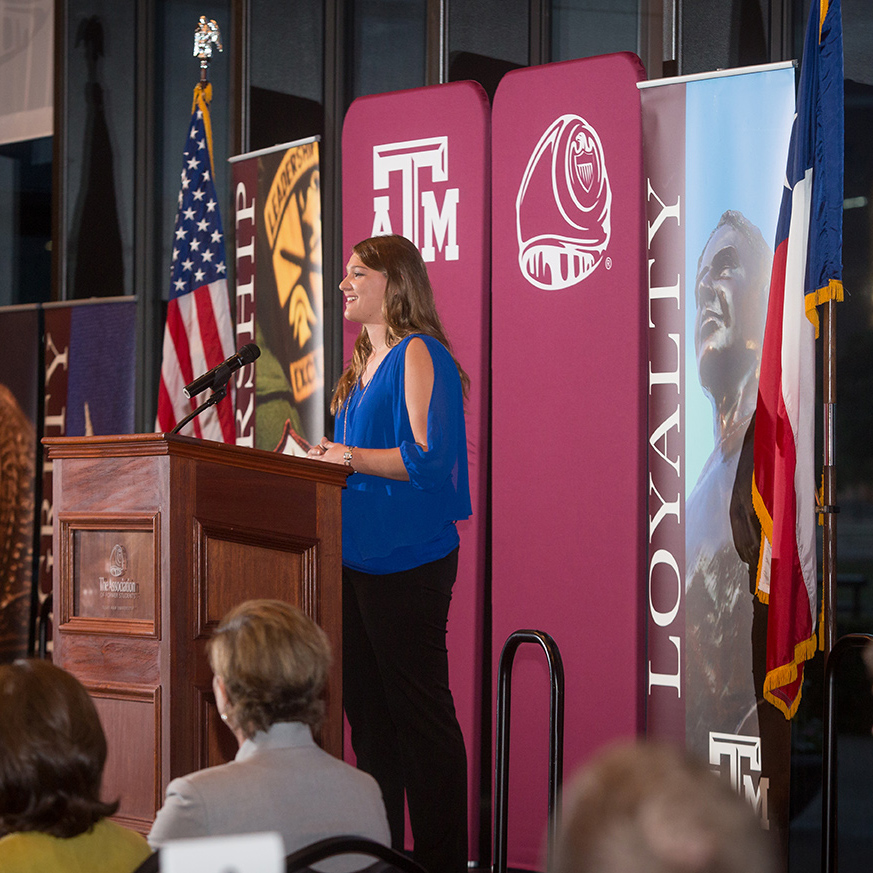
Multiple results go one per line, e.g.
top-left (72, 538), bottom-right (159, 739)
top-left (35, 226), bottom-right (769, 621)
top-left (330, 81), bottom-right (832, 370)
top-left (331, 234), bottom-right (469, 413)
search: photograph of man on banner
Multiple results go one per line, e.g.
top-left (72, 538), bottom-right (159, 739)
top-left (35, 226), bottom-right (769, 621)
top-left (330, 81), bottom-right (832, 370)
top-left (685, 208), bottom-right (771, 742)
top-left (680, 66), bottom-right (795, 841)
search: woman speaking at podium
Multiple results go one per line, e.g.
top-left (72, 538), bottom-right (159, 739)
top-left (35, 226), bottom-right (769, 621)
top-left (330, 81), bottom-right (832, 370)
top-left (309, 234), bottom-right (471, 873)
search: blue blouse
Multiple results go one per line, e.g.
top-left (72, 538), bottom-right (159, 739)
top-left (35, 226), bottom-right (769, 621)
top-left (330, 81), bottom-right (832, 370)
top-left (338, 334), bottom-right (471, 574)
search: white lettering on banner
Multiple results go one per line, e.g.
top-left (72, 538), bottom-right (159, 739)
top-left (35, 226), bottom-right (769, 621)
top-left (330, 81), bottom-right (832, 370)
top-left (44, 332), bottom-right (69, 384)
top-left (371, 137), bottom-right (460, 262)
top-left (646, 180), bottom-right (682, 697)
top-left (709, 733), bottom-right (770, 829)
top-left (646, 180), bottom-right (682, 246)
top-left (235, 181), bottom-right (256, 447)
top-left (42, 329), bottom-right (69, 594)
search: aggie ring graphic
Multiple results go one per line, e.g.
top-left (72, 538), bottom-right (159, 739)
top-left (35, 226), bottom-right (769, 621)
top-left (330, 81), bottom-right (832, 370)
top-left (516, 114), bottom-right (612, 291)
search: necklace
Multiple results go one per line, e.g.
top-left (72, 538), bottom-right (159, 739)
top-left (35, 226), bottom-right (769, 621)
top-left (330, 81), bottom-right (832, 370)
top-left (342, 344), bottom-right (390, 445)
top-left (343, 372), bottom-right (373, 446)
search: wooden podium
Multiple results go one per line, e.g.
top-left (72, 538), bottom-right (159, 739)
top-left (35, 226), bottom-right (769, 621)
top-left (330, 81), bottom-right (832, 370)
top-left (45, 434), bottom-right (350, 835)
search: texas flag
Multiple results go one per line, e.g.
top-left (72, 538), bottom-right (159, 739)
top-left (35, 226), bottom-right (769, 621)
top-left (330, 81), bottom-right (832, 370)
top-left (752, 0), bottom-right (844, 718)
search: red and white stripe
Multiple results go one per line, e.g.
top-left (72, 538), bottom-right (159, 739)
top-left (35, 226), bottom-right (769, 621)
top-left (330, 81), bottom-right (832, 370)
top-left (156, 280), bottom-right (235, 442)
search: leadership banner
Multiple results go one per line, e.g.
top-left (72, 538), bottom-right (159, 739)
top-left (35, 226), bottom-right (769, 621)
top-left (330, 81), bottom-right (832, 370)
top-left (641, 63), bottom-right (795, 842)
top-left (491, 53), bottom-right (648, 870)
top-left (40, 298), bottom-right (137, 640)
top-left (0, 306), bottom-right (40, 659)
top-left (230, 138), bottom-right (325, 452)
top-left (342, 80), bottom-right (491, 857)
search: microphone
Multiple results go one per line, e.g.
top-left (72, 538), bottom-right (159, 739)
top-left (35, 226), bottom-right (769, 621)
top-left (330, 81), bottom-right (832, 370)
top-left (183, 343), bottom-right (260, 399)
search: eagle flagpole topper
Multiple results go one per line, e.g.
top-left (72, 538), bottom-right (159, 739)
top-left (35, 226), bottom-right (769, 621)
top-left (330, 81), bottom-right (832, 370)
top-left (194, 15), bottom-right (223, 83)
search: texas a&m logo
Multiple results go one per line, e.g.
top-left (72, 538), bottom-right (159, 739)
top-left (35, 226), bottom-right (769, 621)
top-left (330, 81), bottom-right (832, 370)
top-left (709, 732), bottom-right (770, 829)
top-left (370, 137), bottom-right (459, 262)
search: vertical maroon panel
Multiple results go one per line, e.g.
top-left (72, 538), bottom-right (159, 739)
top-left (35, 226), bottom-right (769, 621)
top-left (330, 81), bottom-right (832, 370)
top-left (491, 54), bottom-right (648, 869)
top-left (341, 81), bottom-right (491, 858)
top-left (640, 82), bottom-right (686, 744)
top-left (41, 306), bottom-right (73, 628)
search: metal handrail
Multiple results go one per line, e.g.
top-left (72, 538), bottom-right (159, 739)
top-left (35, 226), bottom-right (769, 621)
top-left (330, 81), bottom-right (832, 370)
top-left (821, 632), bottom-right (873, 873)
top-left (493, 629), bottom-right (565, 873)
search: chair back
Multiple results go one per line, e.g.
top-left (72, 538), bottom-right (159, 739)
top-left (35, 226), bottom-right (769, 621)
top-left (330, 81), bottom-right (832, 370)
top-left (283, 836), bottom-right (428, 873)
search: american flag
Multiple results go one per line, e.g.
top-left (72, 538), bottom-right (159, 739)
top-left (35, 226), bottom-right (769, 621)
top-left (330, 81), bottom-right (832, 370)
top-left (156, 82), bottom-right (236, 442)
top-left (752, 0), bottom-right (843, 718)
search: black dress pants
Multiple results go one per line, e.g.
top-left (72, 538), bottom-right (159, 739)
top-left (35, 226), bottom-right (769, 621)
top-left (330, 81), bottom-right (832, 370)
top-left (342, 548), bottom-right (468, 873)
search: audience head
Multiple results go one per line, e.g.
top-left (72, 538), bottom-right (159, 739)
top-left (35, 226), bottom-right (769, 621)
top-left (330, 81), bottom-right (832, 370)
top-left (552, 740), bottom-right (776, 873)
top-left (207, 599), bottom-right (331, 739)
top-left (0, 658), bottom-right (118, 839)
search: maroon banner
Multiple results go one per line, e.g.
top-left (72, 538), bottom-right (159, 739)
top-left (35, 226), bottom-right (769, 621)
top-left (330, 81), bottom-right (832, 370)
top-left (231, 139), bottom-right (325, 453)
top-left (232, 152), bottom-right (258, 448)
top-left (491, 53), bottom-right (648, 870)
top-left (341, 80), bottom-right (491, 857)
top-left (0, 306), bottom-right (40, 660)
top-left (641, 80), bottom-right (686, 745)
top-left (40, 299), bottom-right (137, 646)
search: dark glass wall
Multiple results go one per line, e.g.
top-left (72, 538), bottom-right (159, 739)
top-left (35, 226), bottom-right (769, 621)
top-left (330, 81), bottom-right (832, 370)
top-left (552, 0), bottom-right (641, 62)
top-left (249, 0), bottom-right (324, 150)
top-left (62, 0), bottom-right (136, 299)
top-left (351, 0), bottom-right (427, 98)
top-left (0, 137), bottom-right (52, 306)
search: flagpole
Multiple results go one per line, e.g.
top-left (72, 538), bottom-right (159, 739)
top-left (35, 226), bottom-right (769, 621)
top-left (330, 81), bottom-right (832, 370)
top-left (156, 18), bottom-right (235, 442)
top-left (821, 299), bottom-right (838, 657)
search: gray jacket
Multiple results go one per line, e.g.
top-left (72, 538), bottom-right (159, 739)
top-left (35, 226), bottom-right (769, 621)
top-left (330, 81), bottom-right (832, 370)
top-left (148, 721), bottom-right (390, 871)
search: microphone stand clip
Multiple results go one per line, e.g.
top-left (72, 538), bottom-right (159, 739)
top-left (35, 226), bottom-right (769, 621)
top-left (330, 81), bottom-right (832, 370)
top-left (169, 380), bottom-right (229, 436)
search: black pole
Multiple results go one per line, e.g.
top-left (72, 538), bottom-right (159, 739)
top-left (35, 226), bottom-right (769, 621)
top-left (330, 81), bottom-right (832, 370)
top-left (820, 633), bottom-right (873, 873)
top-left (821, 299), bottom-right (838, 656)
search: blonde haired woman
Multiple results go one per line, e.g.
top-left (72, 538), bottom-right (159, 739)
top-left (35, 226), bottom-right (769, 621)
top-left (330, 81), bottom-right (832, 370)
top-left (148, 600), bottom-right (389, 868)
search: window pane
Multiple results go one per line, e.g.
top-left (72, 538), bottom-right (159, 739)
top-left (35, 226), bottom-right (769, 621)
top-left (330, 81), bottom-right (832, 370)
top-left (64, 0), bottom-right (136, 299)
top-left (552, 0), bottom-right (641, 63)
top-left (351, 0), bottom-right (426, 99)
top-left (250, 0), bottom-right (324, 150)
top-left (0, 138), bottom-right (52, 306)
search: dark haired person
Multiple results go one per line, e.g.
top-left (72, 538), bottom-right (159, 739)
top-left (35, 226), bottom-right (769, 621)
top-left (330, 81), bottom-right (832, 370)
top-left (309, 234), bottom-right (471, 873)
top-left (148, 600), bottom-right (389, 868)
top-left (0, 659), bottom-right (151, 873)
